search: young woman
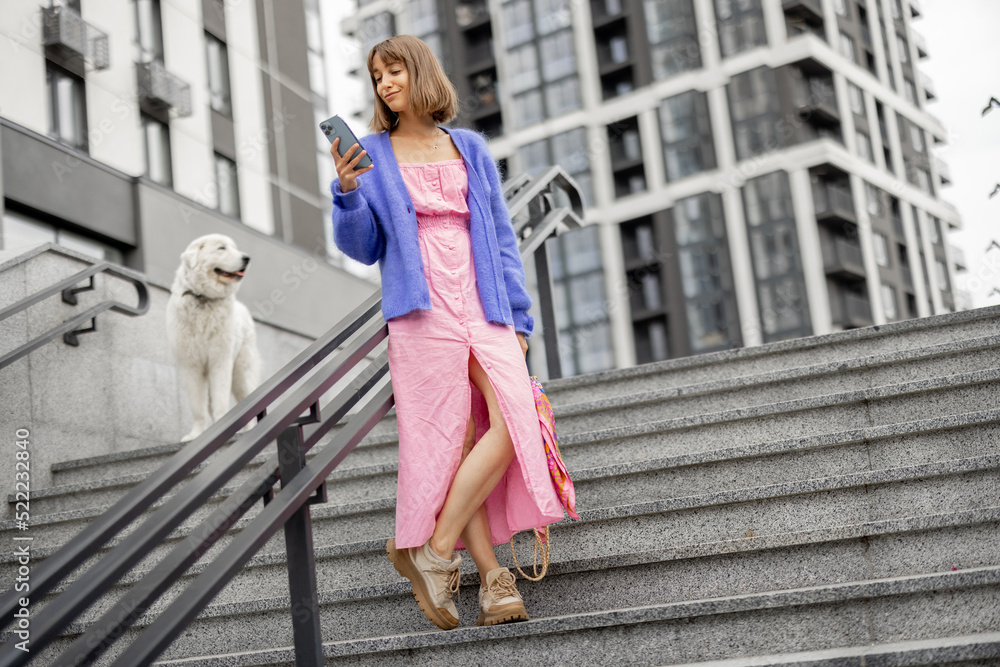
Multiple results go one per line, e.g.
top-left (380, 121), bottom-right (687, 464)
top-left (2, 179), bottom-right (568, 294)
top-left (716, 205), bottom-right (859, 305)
top-left (329, 35), bottom-right (564, 630)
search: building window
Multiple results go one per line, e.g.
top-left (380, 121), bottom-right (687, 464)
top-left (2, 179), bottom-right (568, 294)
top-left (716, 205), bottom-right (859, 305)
top-left (909, 123), bottom-right (924, 152)
top-left (215, 153), bottom-right (240, 217)
top-left (743, 171), bottom-right (810, 341)
top-left (903, 78), bottom-right (917, 104)
top-left (659, 90), bottom-right (716, 181)
top-left (935, 260), bottom-right (948, 291)
top-left (513, 90), bottom-right (545, 126)
top-left (675, 193), bottom-right (739, 352)
top-left (2, 209), bottom-right (123, 262)
top-left (873, 232), bottom-right (890, 267)
top-left (47, 64), bottom-right (88, 151)
top-left (142, 114), bottom-right (172, 186)
top-left (729, 67), bottom-right (779, 160)
top-left (205, 34), bottom-right (232, 116)
top-left (518, 127), bottom-right (593, 206)
top-left (882, 284), bottom-right (898, 319)
top-left (916, 167), bottom-right (932, 194)
top-left (714, 0), bottom-right (766, 58)
top-left (135, 0), bottom-right (165, 62)
top-left (896, 33), bottom-right (909, 63)
top-left (535, 0), bottom-right (572, 34)
top-left (928, 215), bottom-right (940, 244)
top-left (504, 0), bottom-right (579, 125)
top-left (865, 182), bottom-right (884, 217)
top-left (503, 0), bottom-right (535, 46)
top-left (856, 130), bottom-right (873, 162)
top-left (848, 82), bottom-right (865, 116)
top-left (839, 32), bottom-right (857, 63)
top-left (548, 225), bottom-right (614, 376)
top-left (645, 0), bottom-right (700, 78)
top-left (834, 0), bottom-right (848, 16)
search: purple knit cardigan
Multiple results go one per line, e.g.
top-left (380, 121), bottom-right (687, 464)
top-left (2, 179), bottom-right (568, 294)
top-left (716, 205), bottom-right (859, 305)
top-left (330, 127), bottom-right (534, 336)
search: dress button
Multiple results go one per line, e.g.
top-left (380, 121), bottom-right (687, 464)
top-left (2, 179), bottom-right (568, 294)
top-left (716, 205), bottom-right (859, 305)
top-left (454, 294), bottom-right (460, 300)
top-left (451, 270), bottom-right (457, 275)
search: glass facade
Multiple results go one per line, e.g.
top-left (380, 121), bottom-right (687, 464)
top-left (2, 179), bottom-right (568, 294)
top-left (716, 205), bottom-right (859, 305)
top-left (548, 226), bottom-right (614, 376)
top-left (743, 171), bottom-right (811, 341)
top-left (502, 0), bottom-right (579, 127)
top-left (674, 193), bottom-right (740, 352)
top-left (728, 67), bottom-right (778, 161)
top-left (659, 90), bottom-right (716, 181)
top-left (644, 0), bottom-right (700, 78)
top-left (715, 0), bottom-right (766, 58)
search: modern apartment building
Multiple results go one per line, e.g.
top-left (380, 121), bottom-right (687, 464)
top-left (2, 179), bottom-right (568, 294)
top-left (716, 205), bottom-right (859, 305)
top-left (0, 0), bottom-right (371, 335)
top-left (342, 0), bottom-right (965, 377)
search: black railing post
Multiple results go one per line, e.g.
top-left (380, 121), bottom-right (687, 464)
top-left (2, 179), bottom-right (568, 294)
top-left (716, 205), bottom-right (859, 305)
top-left (277, 425), bottom-right (324, 666)
top-left (534, 242), bottom-right (563, 380)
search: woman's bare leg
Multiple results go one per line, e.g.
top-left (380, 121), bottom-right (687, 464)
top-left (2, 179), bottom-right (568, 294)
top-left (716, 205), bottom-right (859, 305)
top-left (429, 354), bottom-right (515, 562)
top-left (455, 414), bottom-right (504, 577)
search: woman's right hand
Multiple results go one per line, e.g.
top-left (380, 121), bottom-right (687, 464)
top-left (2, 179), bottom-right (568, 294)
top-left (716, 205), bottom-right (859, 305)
top-left (331, 137), bottom-right (374, 193)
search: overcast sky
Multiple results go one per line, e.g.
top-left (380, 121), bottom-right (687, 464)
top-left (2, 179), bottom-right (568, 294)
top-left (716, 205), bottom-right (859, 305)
top-left (321, 0), bottom-right (1000, 306)
top-left (919, 0), bottom-right (1000, 307)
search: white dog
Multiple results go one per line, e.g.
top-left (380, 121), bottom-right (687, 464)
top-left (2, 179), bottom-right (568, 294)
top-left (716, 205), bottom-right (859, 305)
top-left (166, 234), bottom-right (261, 442)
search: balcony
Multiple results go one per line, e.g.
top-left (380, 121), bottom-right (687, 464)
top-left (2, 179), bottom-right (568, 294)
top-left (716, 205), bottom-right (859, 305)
top-left (455, 0), bottom-right (490, 29)
top-left (830, 288), bottom-right (873, 329)
top-left (42, 5), bottom-right (110, 70)
top-left (813, 183), bottom-right (856, 226)
top-left (921, 72), bottom-right (936, 100)
top-left (823, 235), bottom-right (866, 280)
top-left (782, 0), bottom-right (824, 28)
top-left (794, 81), bottom-right (839, 127)
top-left (137, 60), bottom-right (192, 117)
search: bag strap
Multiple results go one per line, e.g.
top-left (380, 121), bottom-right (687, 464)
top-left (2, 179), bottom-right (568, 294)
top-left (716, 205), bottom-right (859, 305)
top-left (509, 526), bottom-right (550, 582)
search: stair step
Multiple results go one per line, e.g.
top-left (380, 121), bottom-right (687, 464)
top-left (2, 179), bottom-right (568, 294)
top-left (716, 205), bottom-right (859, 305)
top-left (35, 501), bottom-right (1000, 638)
top-left (0, 402), bottom-right (1000, 580)
top-left (156, 632), bottom-right (1000, 667)
top-left (21, 347), bottom-right (1000, 517)
top-left (46, 327), bottom-right (1000, 488)
top-left (40, 566), bottom-right (1000, 665)
top-left (541, 306), bottom-right (1000, 404)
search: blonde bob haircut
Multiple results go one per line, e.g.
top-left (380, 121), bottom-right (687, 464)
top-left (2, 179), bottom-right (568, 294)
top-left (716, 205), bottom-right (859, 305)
top-left (367, 35), bottom-right (459, 133)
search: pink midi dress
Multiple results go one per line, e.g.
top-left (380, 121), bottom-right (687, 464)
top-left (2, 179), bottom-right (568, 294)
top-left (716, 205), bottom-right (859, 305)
top-left (389, 158), bottom-right (564, 550)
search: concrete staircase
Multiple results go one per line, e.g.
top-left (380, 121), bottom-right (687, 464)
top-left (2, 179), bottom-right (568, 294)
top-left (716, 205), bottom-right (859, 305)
top-left (3, 306), bottom-right (1000, 665)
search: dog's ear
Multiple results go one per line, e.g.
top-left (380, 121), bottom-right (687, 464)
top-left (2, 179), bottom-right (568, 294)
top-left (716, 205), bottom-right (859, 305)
top-left (181, 239), bottom-right (206, 269)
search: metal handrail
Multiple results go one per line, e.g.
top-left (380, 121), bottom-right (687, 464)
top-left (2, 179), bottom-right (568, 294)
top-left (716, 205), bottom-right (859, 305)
top-left (0, 260), bottom-right (150, 370)
top-left (0, 167), bottom-right (585, 666)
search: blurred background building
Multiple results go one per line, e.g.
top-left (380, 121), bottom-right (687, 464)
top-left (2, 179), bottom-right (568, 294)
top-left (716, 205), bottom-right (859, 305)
top-left (0, 0), bottom-right (967, 376)
top-left (341, 0), bottom-right (966, 378)
top-left (0, 0), bottom-right (376, 337)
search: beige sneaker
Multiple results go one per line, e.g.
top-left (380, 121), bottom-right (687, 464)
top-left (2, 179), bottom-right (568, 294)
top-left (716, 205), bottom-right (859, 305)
top-left (386, 539), bottom-right (462, 630)
top-left (477, 567), bottom-right (529, 626)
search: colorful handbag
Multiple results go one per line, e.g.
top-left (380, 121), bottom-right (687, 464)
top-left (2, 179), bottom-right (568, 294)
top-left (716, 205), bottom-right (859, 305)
top-left (510, 376), bottom-right (579, 581)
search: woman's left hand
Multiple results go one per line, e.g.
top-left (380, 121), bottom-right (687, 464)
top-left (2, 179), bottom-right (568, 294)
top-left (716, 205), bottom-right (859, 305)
top-left (516, 333), bottom-right (528, 357)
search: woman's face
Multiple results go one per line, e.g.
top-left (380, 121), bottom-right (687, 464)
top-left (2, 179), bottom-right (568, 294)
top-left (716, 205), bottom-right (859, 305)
top-left (372, 54), bottom-right (410, 115)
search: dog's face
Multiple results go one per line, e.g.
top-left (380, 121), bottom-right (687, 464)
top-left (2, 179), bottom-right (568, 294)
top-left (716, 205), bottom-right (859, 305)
top-left (179, 234), bottom-right (250, 299)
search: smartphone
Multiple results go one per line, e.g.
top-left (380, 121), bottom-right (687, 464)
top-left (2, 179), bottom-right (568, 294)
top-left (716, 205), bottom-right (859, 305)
top-left (320, 115), bottom-right (373, 170)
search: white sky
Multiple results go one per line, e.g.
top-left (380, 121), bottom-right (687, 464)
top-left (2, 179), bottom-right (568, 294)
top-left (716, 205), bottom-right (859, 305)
top-left (320, 0), bottom-right (1000, 306)
top-left (919, 0), bottom-right (1000, 307)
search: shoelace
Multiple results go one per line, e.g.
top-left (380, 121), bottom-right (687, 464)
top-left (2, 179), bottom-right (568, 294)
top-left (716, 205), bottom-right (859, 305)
top-left (447, 568), bottom-right (460, 599)
top-left (487, 572), bottom-right (518, 603)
